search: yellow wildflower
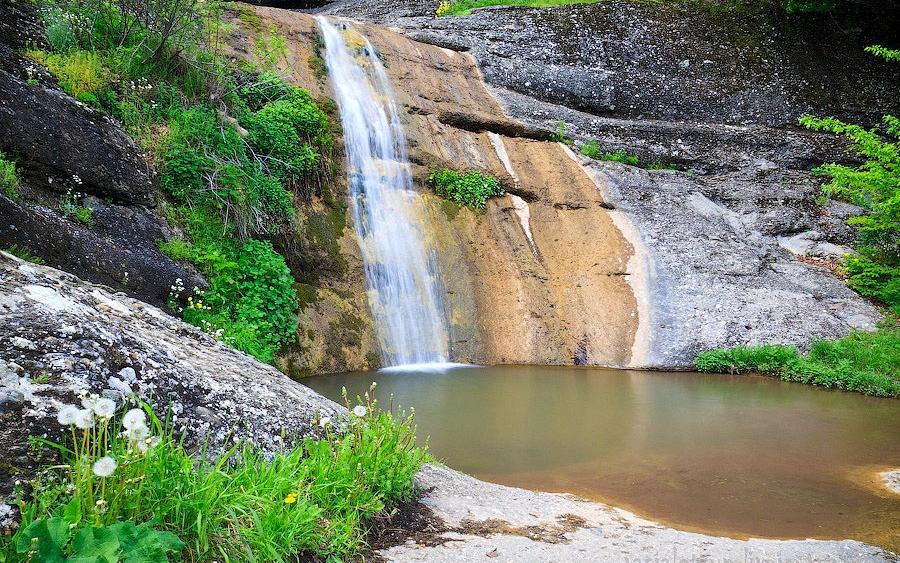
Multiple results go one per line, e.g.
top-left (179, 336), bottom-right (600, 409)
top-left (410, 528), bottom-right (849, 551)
top-left (284, 493), bottom-right (298, 504)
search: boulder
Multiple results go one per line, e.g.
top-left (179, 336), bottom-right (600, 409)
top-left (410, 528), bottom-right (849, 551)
top-left (0, 253), bottom-right (342, 501)
top-left (0, 69), bottom-right (154, 206)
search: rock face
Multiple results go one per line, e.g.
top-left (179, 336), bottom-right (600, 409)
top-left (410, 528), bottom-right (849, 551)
top-left (0, 0), bottom-right (206, 310)
top-left (380, 464), bottom-right (895, 561)
top-left (0, 253), bottom-right (342, 500)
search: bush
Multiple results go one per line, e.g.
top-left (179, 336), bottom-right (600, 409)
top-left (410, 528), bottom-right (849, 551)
top-left (800, 113), bottom-right (900, 312)
top-left (429, 168), bottom-right (504, 209)
top-left (0, 152), bottom-right (20, 200)
top-left (695, 321), bottom-right (900, 397)
top-left (1, 388), bottom-right (426, 561)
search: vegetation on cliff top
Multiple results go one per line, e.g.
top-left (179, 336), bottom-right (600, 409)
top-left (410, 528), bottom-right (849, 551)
top-left (435, 0), bottom-right (601, 16)
top-left (0, 388), bottom-right (426, 561)
top-left (26, 0), bottom-right (336, 362)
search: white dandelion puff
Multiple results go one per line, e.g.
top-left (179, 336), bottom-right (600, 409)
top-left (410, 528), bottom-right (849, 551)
top-left (57, 404), bottom-right (79, 426)
top-left (91, 457), bottom-right (117, 477)
top-left (319, 416), bottom-right (332, 428)
top-left (74, 409), bottom-right (94, 429)
top-left (352, 405), bottom-right (367, 417)
top-left (122, 408), bottom-right (146, 430)
top-left (94, 398), bottom-right (115, 419)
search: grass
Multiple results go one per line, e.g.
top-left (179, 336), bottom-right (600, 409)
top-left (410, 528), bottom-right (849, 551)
top-left (4, 245), bottom-right (45, 264)
top-left (0, 151), bottom-right (21, 200)
top-left (580, 141), bottom-right (677, 170)
top-left (429, 168), bottom-right (505, 209)
top-left (436, 0), bottom-right (602, 16)
top-left (695, 318), bottom-right (900, 397)
top-left (1, 388), bottom-right (427, 561)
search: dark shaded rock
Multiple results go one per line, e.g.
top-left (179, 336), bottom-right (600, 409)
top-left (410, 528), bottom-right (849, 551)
top-left (0, 254), bottom-right (343, 501)
top-left (0, 195), bottom-right (206, 309)
top-left (0, 69), bottom-right (154, 205)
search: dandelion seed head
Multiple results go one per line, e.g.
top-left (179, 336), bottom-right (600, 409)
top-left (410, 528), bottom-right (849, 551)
top-left (319, 416), bottom-right (332, 428)
top-left (74, 409), bottom-right (94, 429)
top-left (94, 398), bottom-right (115, 419)
top-left (92, 457), bottom-right (117, 477)
top-left (57, 404), bottom-right (79, 426)
top-left (353, 405), bottom-right (367, 417)
top-left (122, 408), bottom-right (146, 430)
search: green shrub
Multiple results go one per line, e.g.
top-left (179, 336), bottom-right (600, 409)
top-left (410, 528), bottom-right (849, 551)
top-left (0, 151), bottom-right (21, 200)
top-left (695, 321), bottom-right (900, 397)
top-left (59, 190), bottom-right (94, 228)
top-left (800, 114), bottom-right (899, 312)
top-left (784, 0), bottom-right (835, 13)
top-left (429, 168), bottom-right (504, 209)
top-left (1, 389), bottom-right (426, 561)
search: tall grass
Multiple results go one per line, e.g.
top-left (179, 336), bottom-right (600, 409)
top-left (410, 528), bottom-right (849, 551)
top-left (695, 320), bottom-right (900, 397)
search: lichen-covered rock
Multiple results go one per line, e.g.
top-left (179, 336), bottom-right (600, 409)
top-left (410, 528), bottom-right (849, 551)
top-left (0, 253), bottom-right (342, 500)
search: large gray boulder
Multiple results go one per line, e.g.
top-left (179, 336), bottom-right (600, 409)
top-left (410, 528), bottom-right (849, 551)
top-left (0, 253), bottom-right (342, 503)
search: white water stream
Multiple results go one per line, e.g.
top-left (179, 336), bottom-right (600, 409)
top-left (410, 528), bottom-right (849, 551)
top-left (317, 17), bottom-right (450, 367)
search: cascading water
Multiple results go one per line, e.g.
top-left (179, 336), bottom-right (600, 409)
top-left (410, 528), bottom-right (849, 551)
top-left (317, 17), bottom-right (450, 367)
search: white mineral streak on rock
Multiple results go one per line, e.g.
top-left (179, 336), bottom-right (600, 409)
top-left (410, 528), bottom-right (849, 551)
top-left (489, 132), bottom-right (538, 257)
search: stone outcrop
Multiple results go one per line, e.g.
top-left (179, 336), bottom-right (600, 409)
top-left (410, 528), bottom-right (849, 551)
top-left (380, 464), bottom-right (895, 561)
top-left (0, 253), bottom-right (342, 500)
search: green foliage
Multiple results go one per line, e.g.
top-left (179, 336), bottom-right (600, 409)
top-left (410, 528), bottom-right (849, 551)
top-left (2, 394), bottom-right (426, 562)
top-left (4, 245), bottom-right (45, 264)
top-left (0, 151), bottom-right (21, 200)
top-left (59, 190), bottom-right (94, 228)
top-left (783, 0), bottom-right (835, 13)
top-left (865, 44), bottom-right (900, 62)
top-left (24, 49), bottom-right (113, 104)
top-left (239, 86), bottom-right (333, 198)
top-left (435, 0), bottom-right (602, 17)
top-left (253, 26), bottom-right (289, 71)
top-left (799, 114), bottom-right (899, 311)
top-left (580, 142), bottom-right (676, 170)
top-left (429, 168), bottom-right (504, 209)
top-left (695, 321), bottom-right (900, 397)
top-left (15, 517), bottom-right (183, 562)
top-left (550, 120), bottom-right (573, 145)
top-left (28, 1), bottom-right (334, 363)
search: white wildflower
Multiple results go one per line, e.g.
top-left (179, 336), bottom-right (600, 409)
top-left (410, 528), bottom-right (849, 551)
top-left (352, 405), bottom-right (367, 417)
top-left (57, 404), bottom-right (79, 426)
top-left (93, 398), bottom-right (115, 419)
top-left (126, 424), bottom-right (149, 444)
top-left (122, 408), bottom-right (146, 430)
top-left (81, 394), bottom-right (99, 412)
top-left (319, 416), bottom-right (332, 428)
top-left (91, 457), bottom-right (117, 477)
top-left (74, 409), bottom-right (94, 429)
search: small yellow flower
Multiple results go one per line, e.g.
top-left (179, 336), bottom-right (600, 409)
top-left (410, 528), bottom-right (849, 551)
top-left (284, 493), bottom-right (298, 504)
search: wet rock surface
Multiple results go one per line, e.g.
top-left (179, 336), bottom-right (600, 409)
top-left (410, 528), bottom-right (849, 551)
top-left (379, 464), bottom-right (895, 562)
top-left (0, 253), bottom-right (342, 500)
top-left (582, 159), bottom-right (881, 366)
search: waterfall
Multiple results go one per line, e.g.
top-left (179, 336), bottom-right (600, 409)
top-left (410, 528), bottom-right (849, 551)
top-left (317, 17), bottom-right (450, 367)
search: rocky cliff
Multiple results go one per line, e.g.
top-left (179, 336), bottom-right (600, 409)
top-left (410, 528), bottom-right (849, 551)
top-left (260, 2), bottom-right (884, 368)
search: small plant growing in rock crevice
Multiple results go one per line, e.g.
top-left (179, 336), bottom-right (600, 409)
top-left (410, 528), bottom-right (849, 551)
top-left (429, 168), bottom-right (504, 209)
top-left (59, 188), bottom-right (94, 228)
top-left (0, 151), bottom-right (21, 201)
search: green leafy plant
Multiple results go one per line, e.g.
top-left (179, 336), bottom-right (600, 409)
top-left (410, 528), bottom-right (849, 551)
top-left (799, 113), bottom-right (899, 312)
top-left (579, 142), bottom-right (676, 170)
top-left (865, 45), bottom-right (900, 62)
top-left (783, 0), bottom-right (835, 13)
top-left (24, 49), bottom-right (113, 104)
top-left (59, 189), bottom-right (94, 228)
top-left (429, 168), bottom-right (505, 209)
top-left (0, 152), bottom-right (21, 200)
top-left (550, 120), bottom-right (573, 145)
